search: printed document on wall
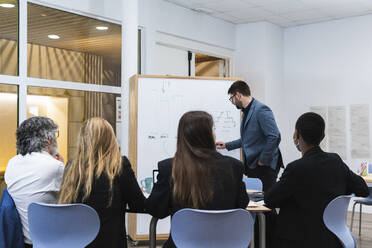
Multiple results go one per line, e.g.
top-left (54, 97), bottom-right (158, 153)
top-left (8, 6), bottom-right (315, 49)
top-left (350, 104), bottom-right (370, 158)
top-left (328, 106), bottom-right (347, 160)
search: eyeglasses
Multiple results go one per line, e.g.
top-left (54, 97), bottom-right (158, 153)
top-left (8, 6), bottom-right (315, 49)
top-left (229, 94), bottom-right (236, 103)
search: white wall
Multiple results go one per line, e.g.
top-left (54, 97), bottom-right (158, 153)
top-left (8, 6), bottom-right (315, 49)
top-left (235, 22), bottom-right (285, 150)
top-left (153, 44), bottom-right (189, 76)
top-left (283, 14), bottom-right (372, 170)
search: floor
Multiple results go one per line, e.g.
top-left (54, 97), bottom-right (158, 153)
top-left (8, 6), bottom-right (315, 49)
top-left (348, 211), bottom-right (372, 248)
top-left (127, 212), bottom-right (372, 248)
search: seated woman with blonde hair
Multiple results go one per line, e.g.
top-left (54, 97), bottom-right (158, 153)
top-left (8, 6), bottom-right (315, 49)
top-left (146, 111), bottom-right (249, 248)
top-left (58, 117), bottom-right (145, 248)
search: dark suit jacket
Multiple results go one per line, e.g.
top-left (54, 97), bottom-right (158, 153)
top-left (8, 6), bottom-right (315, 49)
top-left (0, 189), bottom-right (24, 248)
top-left (226, 99), bottom-right (281, 170)
top-left (77, 156), bottom-right (146, 248)
top-left (264, 146), bottom-right (369, 248)
top-left (146, 151), bottom-right (249, 248)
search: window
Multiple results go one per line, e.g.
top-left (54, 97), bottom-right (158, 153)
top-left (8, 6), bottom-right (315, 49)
top-left (27, 3), bottom-right (122, 86)
top-left (27, 86), bottom-right (120, 160)
top-left (0, 0), bottom-right (18, 76)
top-left (0, 84), bottom-right (18, 168)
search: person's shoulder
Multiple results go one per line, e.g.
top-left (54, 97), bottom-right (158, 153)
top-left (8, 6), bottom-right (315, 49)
top-left (36, 152), bottom-right (64, 168)
top-left (215, 153), bottom-right (244, 170)
top-left (158, 158), bottom-right (173, 168)
top-left (325, 151), bottom-right (343, 161)
top-left (254, 99), bottom-right (272, 112)
top-left (284, 158), bottom-right (304, 172)
top-left (121, 156), bottom-right (134, 170)
top-left (218, 153), bottom-right (242, 164)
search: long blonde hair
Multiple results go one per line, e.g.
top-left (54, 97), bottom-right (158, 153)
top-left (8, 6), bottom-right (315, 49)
top-left (172, 111), bottom-right (215, 209)
top-left (58, 117), bottom-right (122, 205)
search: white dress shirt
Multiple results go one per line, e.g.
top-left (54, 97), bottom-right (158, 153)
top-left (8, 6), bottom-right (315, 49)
top-left (5, 151), bottom-right (64, 244)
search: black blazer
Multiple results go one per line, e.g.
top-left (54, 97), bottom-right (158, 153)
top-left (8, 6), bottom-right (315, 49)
top-left (264, 146), bottom-right (369, 248)
top-left (77, 156), bottom-right (146, 248)
top-left (146, 151), bottom-right (249, 247)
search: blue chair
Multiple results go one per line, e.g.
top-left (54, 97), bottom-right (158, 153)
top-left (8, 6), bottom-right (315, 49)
top-left (243, 177), bottom-right (263, 191)
top-left (323, 194), bottom-right (356, 248)
top-left (350, 187), bottom-right (372, 236)
top-left (171, 208), bottom-right (254, 248)
top-left (28, 203), bottom-right (100, 248)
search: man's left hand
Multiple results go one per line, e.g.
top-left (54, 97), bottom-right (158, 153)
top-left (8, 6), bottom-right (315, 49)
top-left (258, 161), bottom-right (264, 166)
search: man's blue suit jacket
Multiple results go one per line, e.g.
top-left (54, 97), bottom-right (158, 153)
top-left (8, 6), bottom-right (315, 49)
top-left (226, 99), bottom-right (281, 171)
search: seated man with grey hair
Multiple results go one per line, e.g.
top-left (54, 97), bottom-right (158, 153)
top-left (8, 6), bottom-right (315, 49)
top-left (5, 116), bottom-right (65, 247)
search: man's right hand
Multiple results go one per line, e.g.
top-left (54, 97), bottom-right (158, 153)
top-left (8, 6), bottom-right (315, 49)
top-left (53, 153), bottom-right (65, 164)
top-left (216, 141), bottom-right (226, 149)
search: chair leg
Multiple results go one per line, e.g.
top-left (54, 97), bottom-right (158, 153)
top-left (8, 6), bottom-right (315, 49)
top-left (359, 204), bottom-right (362, 236)
top-left (350, 202), bottom-right (357, 232)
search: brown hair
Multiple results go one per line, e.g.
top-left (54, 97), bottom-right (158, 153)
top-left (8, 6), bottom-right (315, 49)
top-left (58, 117), bottom-right (122, 206)
top-left (228, 80), bottom-right (251, 96)
top-left (172, 111), bottom-right (216, 209)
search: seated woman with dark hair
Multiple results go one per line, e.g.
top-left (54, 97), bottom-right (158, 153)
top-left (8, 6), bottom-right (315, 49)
top-left (146, 111), bottom-right (249, 248)
top-left (58, 117), bottom-right (145, 248)
top-left (264, 112), bottom-right (369, 248)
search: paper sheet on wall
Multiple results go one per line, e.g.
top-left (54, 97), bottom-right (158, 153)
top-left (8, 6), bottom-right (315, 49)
top-left (350, 104), bottom-right (370, 158)
top-left (310, 106), bottom-right (327, 151)
top-left (328, 106), bottom-right (347, 160)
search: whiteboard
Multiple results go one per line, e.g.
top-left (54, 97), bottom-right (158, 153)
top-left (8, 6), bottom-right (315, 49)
top-left (129, 76), bottom-right (241, 239)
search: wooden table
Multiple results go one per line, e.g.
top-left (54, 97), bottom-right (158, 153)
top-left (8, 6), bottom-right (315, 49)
top-left (247, 189), bottom-right (264, 194)
top-left (363, 175), bottom-right (372, 182)
top-left (247, 203), bottom-right (270, 248)
top-left (363, 176), bottom-right (372, 187)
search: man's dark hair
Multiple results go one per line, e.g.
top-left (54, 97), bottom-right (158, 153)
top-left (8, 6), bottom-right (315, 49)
top-left (295, 112), bottom-right (325, 146)
top-left (16, 116), bottom-right (58, 155)
top-left (228, 80), bottom-right (251, 96)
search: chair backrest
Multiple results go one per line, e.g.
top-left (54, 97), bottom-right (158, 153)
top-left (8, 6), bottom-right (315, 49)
top-left (323, 194), bottom-right (355, 248)
top-left (171, 208), bottom-right (254, 248)
top-left (28, 203), bottom-right (100, 248)
top-left (243, 177), bottom-right (263, 191)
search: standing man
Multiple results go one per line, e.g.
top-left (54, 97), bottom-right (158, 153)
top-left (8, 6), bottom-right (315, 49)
top-left (5, 116), bottom-right (65, 247)
top-left (216, 80), bottom-right (282, 191)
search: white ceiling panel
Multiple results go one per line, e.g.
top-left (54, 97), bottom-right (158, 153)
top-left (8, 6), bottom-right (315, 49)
top-left (165, 0), bottom-right (372, 27)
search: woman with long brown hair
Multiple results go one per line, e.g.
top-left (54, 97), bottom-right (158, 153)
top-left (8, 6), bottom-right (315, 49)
top-left (58, 117), bottom-right (145, 248)
top-left (146, 111), bottom-right (249, 247)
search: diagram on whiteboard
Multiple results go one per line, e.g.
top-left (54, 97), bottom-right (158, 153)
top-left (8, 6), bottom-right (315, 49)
top-left (212, 110), bottom-right (237, 132)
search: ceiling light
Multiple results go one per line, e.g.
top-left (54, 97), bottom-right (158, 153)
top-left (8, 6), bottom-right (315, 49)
top-left (0, 3), bottom-right (15, 8)
top-left (40, 13), bottom-right (47, 17)
top-left (96, 26), bottom-right (108, 31)
top-left (48, 34), bottom-right (60, 40)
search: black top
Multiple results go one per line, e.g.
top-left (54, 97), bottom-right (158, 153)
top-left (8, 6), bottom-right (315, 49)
top-left (146, 151), bottom-right (249, 247)
top-left (77, 156), bottom-right (146, 248)
top-left (264, 146), bottom-right (369, 248)
top-left (242, 98), bottom-right (254, 125)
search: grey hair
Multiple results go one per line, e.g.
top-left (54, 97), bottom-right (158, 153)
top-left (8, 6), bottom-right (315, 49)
top-left (16, 116), bottom-right (58, 155)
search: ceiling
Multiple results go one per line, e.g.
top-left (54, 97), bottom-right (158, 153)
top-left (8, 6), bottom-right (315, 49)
top-left (165, 0), bottom-right (372, 27)
top-left (0, 2), bottom-right (121, 67)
